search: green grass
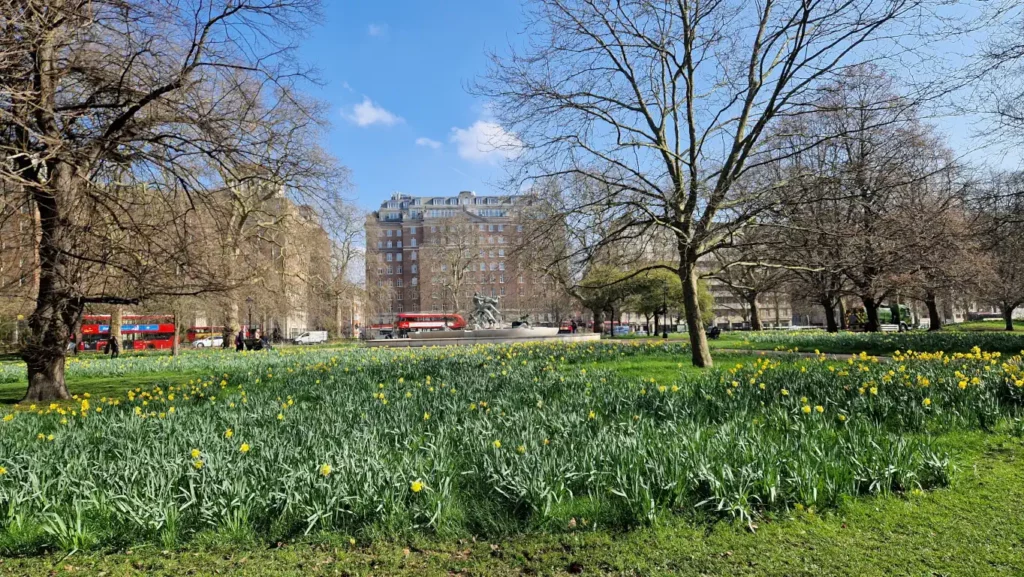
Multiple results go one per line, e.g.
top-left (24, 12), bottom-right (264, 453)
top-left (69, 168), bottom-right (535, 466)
top-left (3, 431), bottom-right (1021, 576)
top-left (703, 329), bottom-right (1024, 356)
top-left (947, 320), bottom-right (1019, 332)
top-left (0, 372), bottom-right (204, 405)
top-left (592, 353), bottom-right (757, 383)
top-left (2, 342), bottom-right (1023, 575)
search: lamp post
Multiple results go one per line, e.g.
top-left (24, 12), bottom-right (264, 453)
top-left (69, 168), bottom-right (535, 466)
top-left (662, 284), bottom-right (669, 339)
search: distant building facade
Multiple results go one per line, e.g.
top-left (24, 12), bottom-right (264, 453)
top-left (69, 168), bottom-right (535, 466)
top-left (365, 191), bottom-right (557, 325)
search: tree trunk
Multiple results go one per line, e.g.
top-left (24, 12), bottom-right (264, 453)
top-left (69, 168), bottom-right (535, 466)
top-left (925, 292), bottom-right (942, 332)
top-left (838, 299), bottom-right (848, 330)
top-left (680, 264), bottom-right (713, 368)
top-left (226, 300), bottom-right (240, 346)
top-left (821, 298), bottom-right (838, 333)
top-left (862, 296), bottom-right (881, 332)
top-left (592, 308), bottom-right (604, 334)
top-left (21, 167), bottom-right (80, 401)
top-left (110, 308), bottom-right (122, 351)
top-left (747, 295), bottom-right (762, 331)
top-left (171, 310), bottom-right (180, 357)
top-left (1003, 305), bottom-right (1015, 332)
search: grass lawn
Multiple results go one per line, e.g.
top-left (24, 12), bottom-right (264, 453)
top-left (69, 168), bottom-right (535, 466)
top-left (2, 344), bottom-right (1023, 575)
top-left (3, 435), bottom-right (1020, 575)
top-left (0, 372), bottom-right (205, 405)
top-left (591, 352), bottom-right (757, 382)
top-left (947, 320), bottom-right (1019, 332)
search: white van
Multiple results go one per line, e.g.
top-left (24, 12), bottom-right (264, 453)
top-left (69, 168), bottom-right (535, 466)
top-left (293, 330), bottom-right (328, 345)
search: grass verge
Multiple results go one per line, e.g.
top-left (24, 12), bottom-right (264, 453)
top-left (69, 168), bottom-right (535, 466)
top-left (2, 431), bottom-right (1019, 576)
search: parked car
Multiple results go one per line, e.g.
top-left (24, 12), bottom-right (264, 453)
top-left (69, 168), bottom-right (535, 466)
top-left (192, 336), bottom-right (223, 348)
top-left (612, 325), bottom-right (633, 336)
top-left (293, 330), bottom-right (328, 345)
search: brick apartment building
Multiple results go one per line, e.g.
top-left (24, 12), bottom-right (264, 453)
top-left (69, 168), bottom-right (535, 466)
top-left (365, 191), bottom-right (560, 325)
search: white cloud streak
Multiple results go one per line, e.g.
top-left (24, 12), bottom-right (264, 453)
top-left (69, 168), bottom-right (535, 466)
top-left (344, 97), bottom-right (403, 127)
top-left (449, 121), bottom-right (522, 163)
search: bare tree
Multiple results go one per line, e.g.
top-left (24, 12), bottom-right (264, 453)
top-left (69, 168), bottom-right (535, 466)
top-left (0, 0), bottom-right (340, 400)
top-left (766, 67), bottom-right (957, 331)
top-left (421, 214), bottom-right (485, 315)
top-left (972, 172), bottom-right (1024, 331)
top-left (481, 0), bottom-right (935, 366)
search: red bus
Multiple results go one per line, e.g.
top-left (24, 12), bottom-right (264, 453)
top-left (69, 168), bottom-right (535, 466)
top-left (394, 313), bottom-right (466, 336)
top-left (79, 314), bottom-right (176, 351)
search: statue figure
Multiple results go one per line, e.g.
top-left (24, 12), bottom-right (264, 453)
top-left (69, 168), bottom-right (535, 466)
top-left (469, 292), bottom-right (503, 329)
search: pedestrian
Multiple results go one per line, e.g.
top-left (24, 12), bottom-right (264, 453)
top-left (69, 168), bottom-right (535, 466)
top-left (109, 336), bottom-right (120, 359)
top-left (260, 332), bottom-right (272, 351)
top-left (235, 330), bottom-right (244, 352)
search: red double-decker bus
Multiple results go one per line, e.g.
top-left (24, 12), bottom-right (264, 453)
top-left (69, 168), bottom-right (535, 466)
top-left (79, 314), bottom-right (176, 351)
top-left (394, 313), bottom-right (466, 336)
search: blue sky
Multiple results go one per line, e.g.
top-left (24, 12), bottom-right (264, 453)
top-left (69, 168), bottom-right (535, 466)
top-left (296, 1), bottom-right (526, 211)
top-left (295, 2), bottom-right (1017, 214)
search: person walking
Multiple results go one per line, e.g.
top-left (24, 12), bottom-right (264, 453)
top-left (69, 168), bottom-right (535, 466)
top-left (109, 336), bottom-right (120, 359)
top-left (235, 329), bottom-right (244, 352)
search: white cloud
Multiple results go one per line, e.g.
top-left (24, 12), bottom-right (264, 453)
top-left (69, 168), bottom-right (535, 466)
top-left (367, 23), bottom-right (388, 37)
top-left (344, 97), bottom-right (403, 127)
top-left (415, 137), bottom-right (442, 149)
top-left (449, 121), bottom-right (522, 163)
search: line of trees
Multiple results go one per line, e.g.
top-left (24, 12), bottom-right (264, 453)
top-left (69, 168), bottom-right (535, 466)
top-left (481, 0), bottom-right (1024, 364)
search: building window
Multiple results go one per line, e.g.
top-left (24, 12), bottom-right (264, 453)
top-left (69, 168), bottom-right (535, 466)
top-left (499, 275), bottom-right (505, 284)
top-left (488, 237), bottom-right (494, 244)
top-left (397, 303), bottom-right (404, 312)
top-left (478, 224), bottom-right (485, 231)
top-left (396, 253), bottom-right (403, 262)
top-left (498, 236), bottom-right (505, 244)
top-left (410, 227), bottom-right (416, 234)
top-left (377, 241), bottom-right (383, 249)
top-left (386, 254), bottom-right (393, 262)
top-left (386, 241), bottom-right (392, 248)
top-left (387, 266), bottom-right (393, 275)
top-left (411, 251), bottom-right (417, 260)
top-left (441, 264), bottom-right (448, 272)
top-left (397, 266), bottom-right (403, 274)
top-left (397, 241), bottom-right (403, 248)
top-left (430, 226), bottom-right (437, 233)
top-left (412, 277), bottom-right (418, 286)
top-left (479, 263), bottom-right (486, 271)
top-left (397, 279), bottom-right (404, 287)
top-left (387, 230), bottom-right (393, 237)
top-left (499, 262), bottom-right (505, 271)
top-left (498, 225), bottom-right (504, 232)
top-left (411, 264), bottom-right (418, 273)
top-left (516, 225), bottom-right (523, 232)
top-left (500, 286), bottom-right (506, 295)
top-left (488, 224), bottom-right (495, 232)
top-left (498, 249), bottom-right (505, 257)
top-left (411, 238), bottom-right (417, 247)
top-left (396, 229), bottom-right (402, 236)
top-left (518, 275), bottom-right (524, 283)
